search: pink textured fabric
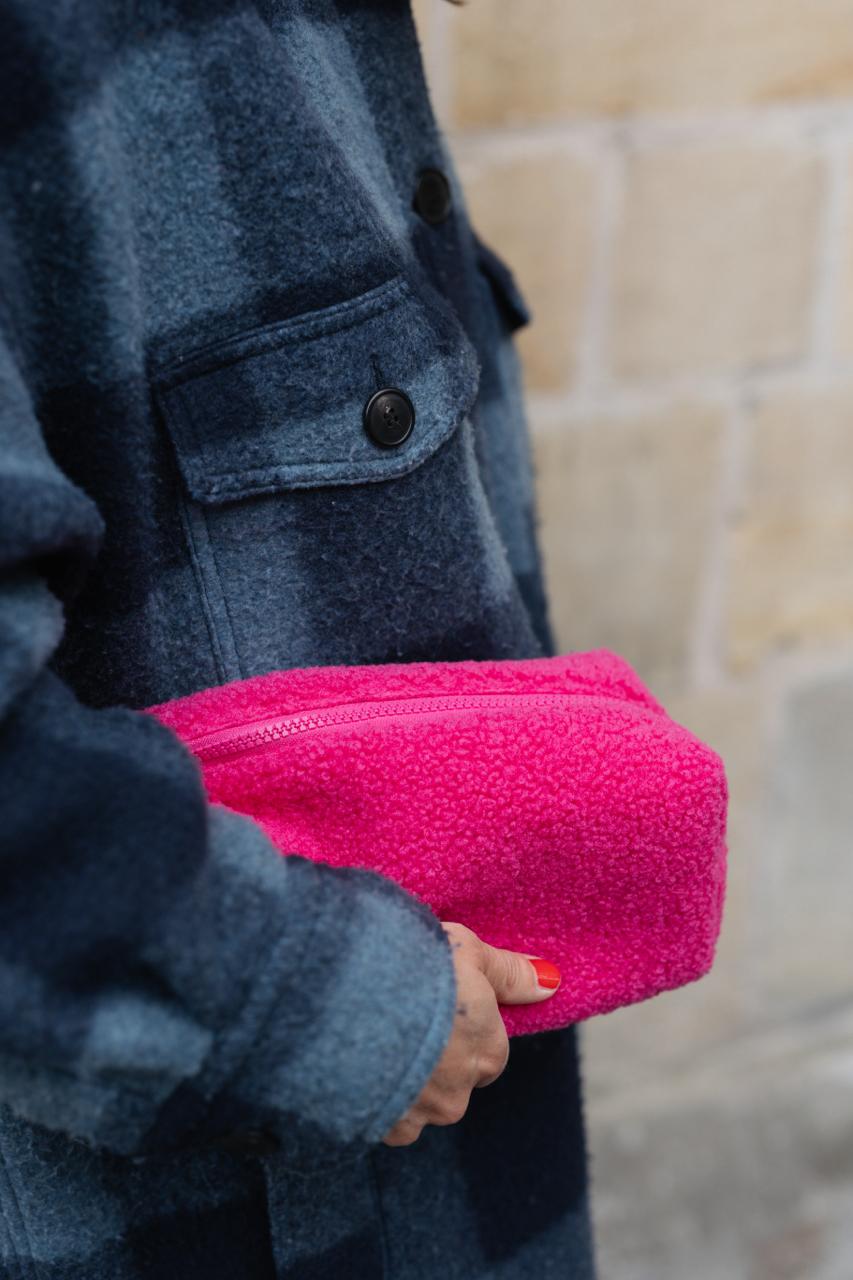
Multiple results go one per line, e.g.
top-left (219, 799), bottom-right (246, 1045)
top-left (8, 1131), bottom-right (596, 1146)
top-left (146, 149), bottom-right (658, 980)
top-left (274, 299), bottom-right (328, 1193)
top-left (144, 649), bottom-right (728, 1036)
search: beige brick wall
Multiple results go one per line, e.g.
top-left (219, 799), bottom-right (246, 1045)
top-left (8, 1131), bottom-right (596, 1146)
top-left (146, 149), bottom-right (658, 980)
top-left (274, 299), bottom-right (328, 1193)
top-left (413, 3), bottom-right (853, 1277)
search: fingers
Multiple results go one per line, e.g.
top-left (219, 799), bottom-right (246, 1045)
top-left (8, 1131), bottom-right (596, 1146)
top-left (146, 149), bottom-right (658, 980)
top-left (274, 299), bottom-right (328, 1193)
top-left (474, 1040), bottom-right (511, 1089)
top-left (381, 1088), bottom-right (476, 1147)
top-left (479, 942), bottom-right (562, 1005)
top-left (380, 922), bottom-right (527, 1150)
top-left (442, 920), bottom-right (562, 1007)
top-left (381, 1114), bottom-right (425, 1147)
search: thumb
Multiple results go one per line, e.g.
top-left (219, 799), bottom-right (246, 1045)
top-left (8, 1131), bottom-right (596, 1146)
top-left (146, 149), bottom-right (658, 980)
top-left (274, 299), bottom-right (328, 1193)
top-left (479, 943), bottom-right (562, 1005)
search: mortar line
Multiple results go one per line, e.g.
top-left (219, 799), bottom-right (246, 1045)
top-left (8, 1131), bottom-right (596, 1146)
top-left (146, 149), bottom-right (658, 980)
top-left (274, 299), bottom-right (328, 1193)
top-left (450, 97), bottom-right (853, 152)
top-left (527, 360), bottom-right (853, 422)
top-left (688, 390), bottom-right (744, 690)
top-left (574, 139), bottom-right (623, 396)
top-left (809, 133), bottom-right (850, 372)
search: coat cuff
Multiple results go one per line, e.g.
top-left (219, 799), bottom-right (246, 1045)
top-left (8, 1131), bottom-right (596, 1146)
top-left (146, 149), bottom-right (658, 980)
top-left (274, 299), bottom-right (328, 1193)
top-left (141, 806), bottom-right (459, 1163)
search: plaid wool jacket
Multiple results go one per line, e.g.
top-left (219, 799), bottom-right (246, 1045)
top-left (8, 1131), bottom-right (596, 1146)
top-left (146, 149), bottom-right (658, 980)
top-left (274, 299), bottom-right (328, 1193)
top-left (0, 1), bottom-right (595, 1276)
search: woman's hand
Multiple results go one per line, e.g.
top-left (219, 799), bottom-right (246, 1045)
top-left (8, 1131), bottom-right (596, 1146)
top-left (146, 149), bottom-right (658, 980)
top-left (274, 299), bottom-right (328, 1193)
top-left (381, 921), bottom-right (561, 1147)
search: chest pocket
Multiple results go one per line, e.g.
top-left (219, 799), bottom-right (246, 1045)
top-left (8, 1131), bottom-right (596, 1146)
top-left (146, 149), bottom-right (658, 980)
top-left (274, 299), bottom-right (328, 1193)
top-left (153, 274), bottom-right (480, 505)
top-left (150, 272), bottom-right (540, 684)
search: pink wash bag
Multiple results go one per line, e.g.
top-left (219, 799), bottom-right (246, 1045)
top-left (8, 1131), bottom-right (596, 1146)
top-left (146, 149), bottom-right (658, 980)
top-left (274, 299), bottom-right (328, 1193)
top-left (144, 649), bottom-right (728, 1037)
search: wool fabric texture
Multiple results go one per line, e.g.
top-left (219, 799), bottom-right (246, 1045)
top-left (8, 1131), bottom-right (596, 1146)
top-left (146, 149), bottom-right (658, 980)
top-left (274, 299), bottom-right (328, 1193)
top-left (147, 649), bottom-right (729, 1037)
top-left (1, 0), bottom-right (598, 1276)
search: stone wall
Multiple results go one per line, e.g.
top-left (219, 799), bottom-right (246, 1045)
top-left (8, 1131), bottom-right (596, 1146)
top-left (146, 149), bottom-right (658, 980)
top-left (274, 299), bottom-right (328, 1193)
top-left (412, 3), bottom-right (853, 1277)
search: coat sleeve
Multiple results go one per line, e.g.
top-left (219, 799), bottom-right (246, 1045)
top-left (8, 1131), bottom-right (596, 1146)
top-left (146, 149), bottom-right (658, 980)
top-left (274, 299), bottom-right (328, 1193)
top-left (0, 319), bottom-right (458, 1162)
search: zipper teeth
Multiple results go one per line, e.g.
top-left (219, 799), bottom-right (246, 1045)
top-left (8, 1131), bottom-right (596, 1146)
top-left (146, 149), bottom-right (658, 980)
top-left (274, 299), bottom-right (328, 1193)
top-left (189, 691), bottom-right (577, 761)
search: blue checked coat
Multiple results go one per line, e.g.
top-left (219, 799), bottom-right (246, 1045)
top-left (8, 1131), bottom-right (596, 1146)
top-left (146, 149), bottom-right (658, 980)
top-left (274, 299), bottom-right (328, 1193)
top-left (0, 2), bottom-right (596, 1276)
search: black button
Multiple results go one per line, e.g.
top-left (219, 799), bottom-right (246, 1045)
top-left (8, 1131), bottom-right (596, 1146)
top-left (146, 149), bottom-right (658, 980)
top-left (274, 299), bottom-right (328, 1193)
top-left (209, 1128), bottom-right (280, 1157)
top-left (363, 387), bottom-right (415, 448)
top-left (413, 168), bottom-right (452, 225)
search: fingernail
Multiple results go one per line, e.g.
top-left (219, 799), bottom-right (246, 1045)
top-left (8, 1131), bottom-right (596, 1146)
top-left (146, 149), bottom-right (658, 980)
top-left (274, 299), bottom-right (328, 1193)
top-left (528, 957), bottom-right (561, 990)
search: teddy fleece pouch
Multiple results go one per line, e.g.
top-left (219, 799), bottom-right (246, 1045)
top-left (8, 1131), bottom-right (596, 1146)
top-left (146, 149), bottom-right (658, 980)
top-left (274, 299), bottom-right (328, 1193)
top-left (144, 648), bottom-right (728, 1036)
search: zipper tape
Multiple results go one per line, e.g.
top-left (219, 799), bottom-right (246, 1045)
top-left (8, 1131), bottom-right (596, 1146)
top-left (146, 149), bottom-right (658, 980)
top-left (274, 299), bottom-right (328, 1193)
top-left (187, 690), bottom-right (594, 762)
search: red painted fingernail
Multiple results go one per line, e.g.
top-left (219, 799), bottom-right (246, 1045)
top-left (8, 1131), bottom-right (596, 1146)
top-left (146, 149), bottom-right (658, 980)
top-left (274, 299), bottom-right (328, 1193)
top-left (529, 958), bottom-right (561, 990)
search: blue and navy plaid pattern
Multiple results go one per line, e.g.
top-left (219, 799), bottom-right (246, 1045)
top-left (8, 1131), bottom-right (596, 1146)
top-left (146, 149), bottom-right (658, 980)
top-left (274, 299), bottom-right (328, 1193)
top-left (0, 1), bottom-right (594, 1275)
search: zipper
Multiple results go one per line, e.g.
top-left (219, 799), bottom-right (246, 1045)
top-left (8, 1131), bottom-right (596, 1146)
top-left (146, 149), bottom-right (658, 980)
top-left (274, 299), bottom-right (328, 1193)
top-left (188, 691), bottom-right (579, 763)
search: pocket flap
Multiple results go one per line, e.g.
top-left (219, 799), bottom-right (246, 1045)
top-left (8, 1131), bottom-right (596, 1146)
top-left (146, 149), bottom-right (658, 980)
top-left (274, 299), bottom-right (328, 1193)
top-left (153, 275), bottom-right (481, 504)
top-left (473, 232), bottom-right (533, 332)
